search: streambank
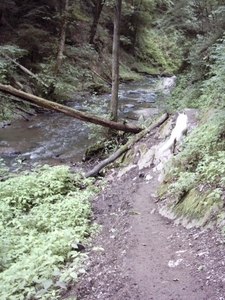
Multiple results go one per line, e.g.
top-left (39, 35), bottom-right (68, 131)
top-left (0, 76), bottom-right (162, 168)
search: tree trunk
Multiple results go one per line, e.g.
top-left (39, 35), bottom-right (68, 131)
top-left (89, 0), bottom-right (105, 45)
top-left (1, 53), bottom-right (48, 88)
top-left (85, 113), bottom-right (169, 177)
top-left (0, 84), bottom-right (142, 134)
top-left (54, 0), bottom-right (69, 76)
top-left (110, 0), bottom-right (122, 122)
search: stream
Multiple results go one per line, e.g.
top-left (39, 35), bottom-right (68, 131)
top-left (0, 76), bottom-right (171, 167)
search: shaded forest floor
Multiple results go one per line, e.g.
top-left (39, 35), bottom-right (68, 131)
top-left (65, 123), bottom-right (225, 300)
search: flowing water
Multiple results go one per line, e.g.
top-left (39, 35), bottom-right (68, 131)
top-left (0, 76), bottom-right (168, 167)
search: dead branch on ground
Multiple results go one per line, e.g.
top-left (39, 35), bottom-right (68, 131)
top-left (85, 113), bottom-right (168, 177)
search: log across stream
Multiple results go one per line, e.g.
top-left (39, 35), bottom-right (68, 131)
top-left (0, 76), bottom-right (171, 167)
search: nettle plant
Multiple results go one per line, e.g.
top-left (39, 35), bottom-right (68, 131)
top-left (0, 164), bottom-right (99, 299)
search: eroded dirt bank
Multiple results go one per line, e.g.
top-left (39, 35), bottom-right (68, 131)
top-left (66, 117), bottom-right (225, 300)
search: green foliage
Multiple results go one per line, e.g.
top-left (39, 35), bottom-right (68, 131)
top-left (0, 158), bottom-right (9, 180)
top-left (37, 57), bottom-right (80, 100)
top-left (84, 96), bottom-right (110, 140)
top-left (157, 109), bottom-right (225, 226)
top-left (0, 45), bottom-right (27, 84)
top-left (118, 56), bottom-right (142, 80)
top-left (159, 110), bottom-right (225, 207)
top-left (196, 151), bottom-right (225, 185)
top-left (35, 43), bottom-right (102, 100)
top-left (65, 44), bottom-right (98, 90)
top-left (157, 74), bottom-right (202, 111)
top-left (69, 2), bottom-right (89, 22)
top-left (159, 1), bottom-right (225, 83)
top-left (0, 45), bottom-right (27, 60)
top-left (165, 34), bottom-right (225, 110)
top-left (0, 96), bottom-right (17, 121)
top-left (201, 36), bottom-right (225, 107)
top-left (136, 28), bottom-right (183, 73)
top-left (0, 164), bottom-right (99, 299)
top-left (168, 171), bottom-right (196, 201)
top-left (162, 1), bottom-right (225, 35)
top-left (187, 34), bottom-right (210, 80)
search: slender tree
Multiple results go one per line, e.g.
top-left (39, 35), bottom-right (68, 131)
top-left (110, 0), bottom-right (122, 122)
top-left (89, 0), bottom-right (106, 45)
top-left (54, 0), bottom-right (69, 76)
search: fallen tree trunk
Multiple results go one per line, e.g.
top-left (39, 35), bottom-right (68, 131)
top-left (0, 84), bottom-right (142, 133)
top-left (90, 68), bottom-right (111, 86)
top-left (85, 113), bottom-right (168, 177)
top-left (1, 54), bottom-right (48, 88)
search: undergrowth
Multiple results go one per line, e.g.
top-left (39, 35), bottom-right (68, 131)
top-left (165, 35), bottom-right (225, 111)
top-left (0, 164), bottom-right (100, 299)
top-left (158, 109), bottom-right (225, 217)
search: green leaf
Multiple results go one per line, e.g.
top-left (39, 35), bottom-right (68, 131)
top-left (70, 272), bottom-right (78, 279)
top-left (43, 279), bottom-right (53, 290)
top-left (55, 281), bottom-right (67, 289)
top-left (35, 288), bottom-right (47, 297)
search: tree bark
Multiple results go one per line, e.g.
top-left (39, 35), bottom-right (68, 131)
top-left (54, 0), bottom-right (69, 76)
top-left (89, 68), bottom-right (111, 86)
top-left (110, 0), bottom-right (122, 122)
top-left (85, 113), bottom-right (169, 177)
top-left (89, 0), bottom-right (106, 45)
top-left (0, 84), bottom-right (142, 133)
top-left (1, 53), bottom-right (48, 88)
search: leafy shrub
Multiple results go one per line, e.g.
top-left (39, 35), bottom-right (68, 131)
top-left (0, 164), bottom-right (99, 299)
top-left (201, 35), bottom-right (225, 107)
top-left (136, 28), bottom-right (183, 74)
top-left (0, 45), bottom-right (27, 84)
top-left (166, 35), bottom-right (225, 111)
top-left (0, 158), bottom-right (9, 180)
top-left (159, 109), bottom-right (225, 202)
top-left (169, 78), bottom-right (203, 110)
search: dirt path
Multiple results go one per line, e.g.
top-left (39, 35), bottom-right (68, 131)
top-left (127, 170), bottom-right (210, 300)
top-left (67, 164), bottom-right (225, 300)
top-left (66, 116), bottom-right (225, 300)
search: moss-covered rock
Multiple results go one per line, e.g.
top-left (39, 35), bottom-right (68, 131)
top-left (159, 185), bottom-right (223, 228)
top-left (157, 109), bottom-right (225, 228)
top-left (175, 188), bottom-right (221, 219)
